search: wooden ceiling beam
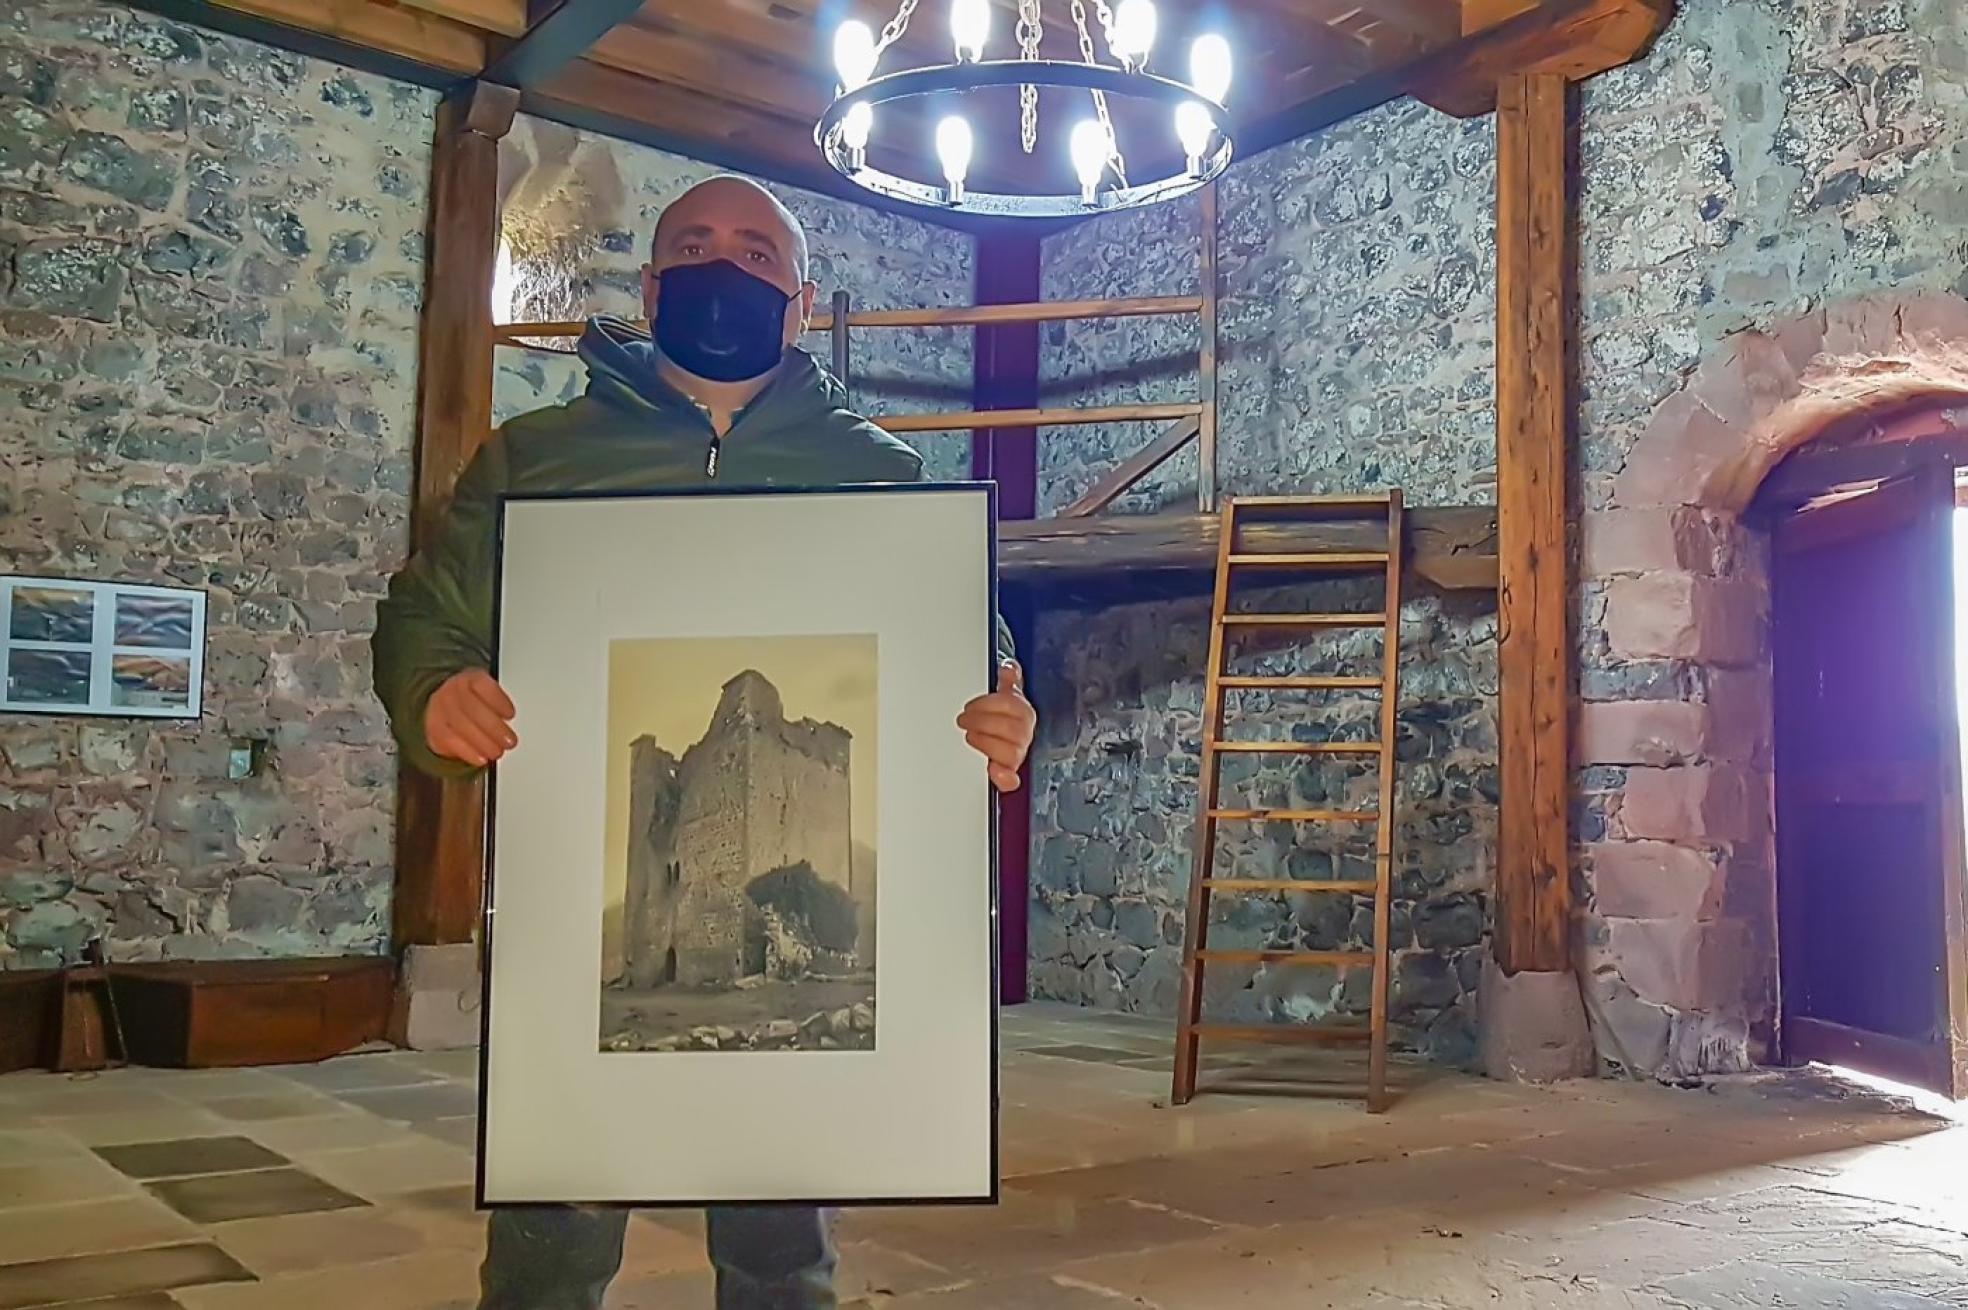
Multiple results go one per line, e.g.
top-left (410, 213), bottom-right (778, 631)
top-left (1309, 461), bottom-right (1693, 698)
top-left (1416, 0), bottom-right (1672, 115)
top-left (482, 0), bottom-right (646, 86)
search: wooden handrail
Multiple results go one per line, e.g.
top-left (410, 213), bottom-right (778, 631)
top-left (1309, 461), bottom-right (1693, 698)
top-left (490, 293), bottom-right (1203, 344)
top-left (876, 403), bottom-right (1202, 434)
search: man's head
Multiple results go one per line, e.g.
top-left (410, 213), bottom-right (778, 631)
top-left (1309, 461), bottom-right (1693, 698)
top-left (642, 176), bottom-right (817, 379)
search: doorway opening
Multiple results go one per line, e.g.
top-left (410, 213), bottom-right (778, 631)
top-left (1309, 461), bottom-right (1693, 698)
top-left (1764, 430), bottom-right (1968, 1101)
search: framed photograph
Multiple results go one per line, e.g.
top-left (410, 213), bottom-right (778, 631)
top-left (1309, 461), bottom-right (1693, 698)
top-left (481, 484), bottom-right (999, 1208)
top-left (1, 576), bottom-right (206, 718)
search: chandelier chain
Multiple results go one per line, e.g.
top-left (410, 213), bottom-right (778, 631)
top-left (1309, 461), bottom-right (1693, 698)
top-left (1091, 0), bottom-right (1118, 53)
top-left (1070, 0), bottom-right (1128, 186)
top-left (873, 0), bottom-right (922, 56)
top-left (1017, 0), bottom-right (1043, 153)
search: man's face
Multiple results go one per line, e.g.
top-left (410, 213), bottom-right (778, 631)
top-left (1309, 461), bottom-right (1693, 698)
top-left (642, 182), bottom-right (817, 352)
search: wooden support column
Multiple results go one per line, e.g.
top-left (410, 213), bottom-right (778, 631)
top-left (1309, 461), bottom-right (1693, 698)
top-left (1494, 71), bottom-right (1573, 976)
top-left (974, 230), bottom-right (1041, 1005)
top-left (392, 81), bottom-right (520, 952)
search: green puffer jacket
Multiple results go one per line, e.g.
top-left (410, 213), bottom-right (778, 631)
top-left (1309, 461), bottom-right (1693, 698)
top-left (372, 316), bottom-right (1013, 779)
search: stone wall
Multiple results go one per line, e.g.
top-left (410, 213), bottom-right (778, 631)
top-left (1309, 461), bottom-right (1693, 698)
top-left (0, 1), bottom-right (428, 967)
top-left (1574, 0), bottom-right (1968, 1073)
top-left (1027, 100), bottom-right (1500, 1062)
top-left (490, 116), bottom-right (975, 480)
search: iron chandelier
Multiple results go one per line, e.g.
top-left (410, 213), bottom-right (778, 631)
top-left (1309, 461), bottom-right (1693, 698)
top-left (816, 0), bottom-right (1235, 219)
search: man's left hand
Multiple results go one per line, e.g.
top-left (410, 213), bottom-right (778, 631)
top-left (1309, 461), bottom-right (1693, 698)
top-left (959, 661), bottom-right (1037, 793)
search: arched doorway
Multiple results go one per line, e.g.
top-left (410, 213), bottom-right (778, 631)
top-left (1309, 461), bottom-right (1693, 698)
top-left (1583, 291), bottom-right (1968, 1092)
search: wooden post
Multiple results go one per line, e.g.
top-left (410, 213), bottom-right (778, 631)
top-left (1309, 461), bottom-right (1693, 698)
top-left (973, 231), bottom-right (1041, 1005)
top-left (830, 289), bottom-right (852, 400)
top-left (1494, 71), bottom-right (1573, 975)
top-left (1197, 182), bottom-right (1219, 513)
top-left (392, 81), bottom-right (519, 951)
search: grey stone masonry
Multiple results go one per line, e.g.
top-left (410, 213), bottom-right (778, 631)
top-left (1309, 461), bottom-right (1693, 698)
top-left (0, 0), bottom-right (433, 966)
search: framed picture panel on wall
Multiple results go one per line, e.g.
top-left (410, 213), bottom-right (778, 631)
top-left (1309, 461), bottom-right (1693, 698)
top-left (1, 576), bottom-right (207, 719)
top-left (479, 484), bottom-right (1000, 1208)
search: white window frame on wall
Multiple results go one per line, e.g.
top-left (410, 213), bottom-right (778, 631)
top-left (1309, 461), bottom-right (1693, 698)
top-left (0, 576), bottom-right (208, 719)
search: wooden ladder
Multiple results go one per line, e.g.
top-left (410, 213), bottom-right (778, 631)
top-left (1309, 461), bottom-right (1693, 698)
top-left (1172, 492), bottom-right (1406, 1113)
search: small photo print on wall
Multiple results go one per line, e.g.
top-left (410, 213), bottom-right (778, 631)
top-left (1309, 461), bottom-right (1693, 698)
top-left (601, 635), bottom-right (878, 1056)
top-left (111, 654), bottom-right (193, 711)
top-left (11, 585), bottom-right (95, 644)
top-left (115, 593), bottom-right (197, 650)
top-left (7, 648), bottom-right (91, 706)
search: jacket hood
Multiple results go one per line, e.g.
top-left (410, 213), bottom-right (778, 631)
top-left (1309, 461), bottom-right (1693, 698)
top-left (575, 314), bottom-right (846, 426)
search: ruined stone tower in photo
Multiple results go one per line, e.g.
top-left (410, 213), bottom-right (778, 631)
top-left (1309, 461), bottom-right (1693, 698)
top-left (620, 670), bottom-right (857, 988)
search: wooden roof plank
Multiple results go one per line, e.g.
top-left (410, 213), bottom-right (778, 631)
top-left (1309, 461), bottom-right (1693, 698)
top-left (396, 0), bottom-right (530, 38)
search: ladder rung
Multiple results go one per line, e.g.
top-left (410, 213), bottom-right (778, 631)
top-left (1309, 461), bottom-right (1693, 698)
top-left (1197, 949), bottom-right (1373, 967)
top-left (1206, 808), bottom-right (1378, 823)
top-left (1222, 613), bottom-right (1387, 629)
top-left (1217, 676), bottom-right (1382, 690)
top-left (1203, 878), bottom-right (1378, 894)
top-left (1210, 741), bottom-right (1381, 755)
top-left (1193, 1023), bottom-right (1374, 1046)
top-left (1226, 552), bottom-right (1389, 569)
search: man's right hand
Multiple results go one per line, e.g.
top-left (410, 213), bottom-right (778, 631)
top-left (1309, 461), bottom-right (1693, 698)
top-left (425, 669), bottom-right (518, 768)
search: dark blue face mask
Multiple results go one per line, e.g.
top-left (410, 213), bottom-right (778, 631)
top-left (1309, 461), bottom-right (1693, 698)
top-left (653, 259), bottom-right (794, 384)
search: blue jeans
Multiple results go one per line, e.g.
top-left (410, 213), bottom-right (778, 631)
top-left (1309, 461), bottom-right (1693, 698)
top-left (479, 1205), bottom-right (837, 1309)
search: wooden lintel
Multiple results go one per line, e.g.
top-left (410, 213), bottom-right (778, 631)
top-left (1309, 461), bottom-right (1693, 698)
top-left (1493, 72), bottom-right (1573, 976)
top-left (392, 81), bottom-right (518, 953)
top-left (1416, 0), bottom-right (1673, 117)
top-left (997, 507), bottom-right (1499, 592)
top-left (1753, 435), bottom-right (1968, 519)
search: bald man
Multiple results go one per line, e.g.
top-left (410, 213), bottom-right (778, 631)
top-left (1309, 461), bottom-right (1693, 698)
top-left (372, 176), bottom-right (1035, 1309)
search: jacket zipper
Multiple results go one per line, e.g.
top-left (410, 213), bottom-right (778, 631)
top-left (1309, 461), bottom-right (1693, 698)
top-left (705, 433), bottom-right (721, 478)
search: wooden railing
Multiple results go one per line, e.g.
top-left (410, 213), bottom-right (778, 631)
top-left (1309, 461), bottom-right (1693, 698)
top-left (488, 184), bottom-right (1222, 512)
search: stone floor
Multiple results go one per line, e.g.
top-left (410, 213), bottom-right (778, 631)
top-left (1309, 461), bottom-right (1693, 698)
top-left (1, 1003), bottom-right (1964, 1308)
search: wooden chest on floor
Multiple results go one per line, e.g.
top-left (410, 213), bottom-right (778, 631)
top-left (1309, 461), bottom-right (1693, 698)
top-left (0, 956), bottom-right (396, 1070)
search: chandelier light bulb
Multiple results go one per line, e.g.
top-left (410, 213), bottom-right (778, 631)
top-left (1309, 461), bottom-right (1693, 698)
top-left (1174, 99), bottom-right (1213, 174)
top-left (950, 0), bottom-right (990, 62)
top-left (936, 114), bottom-right (974, 203)
top-left (1111, 0), bottom-right (1157, 68)
top-left (842, 101), bottom-right (874, 167)
top-left (834, 20), bottom-right (878, 91)
top-left (1189, 33), bottom-right (1232, 104)
top-left (1070, 118), bottom-right (1111, 204)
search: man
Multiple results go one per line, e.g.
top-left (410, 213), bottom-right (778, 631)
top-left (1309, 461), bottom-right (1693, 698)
top-left (372, 176), bottom-right (1037, 1309)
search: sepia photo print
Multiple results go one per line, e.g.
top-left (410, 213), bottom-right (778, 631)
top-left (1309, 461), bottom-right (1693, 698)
top-left (600, 635), bottom-right (877, 1055)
